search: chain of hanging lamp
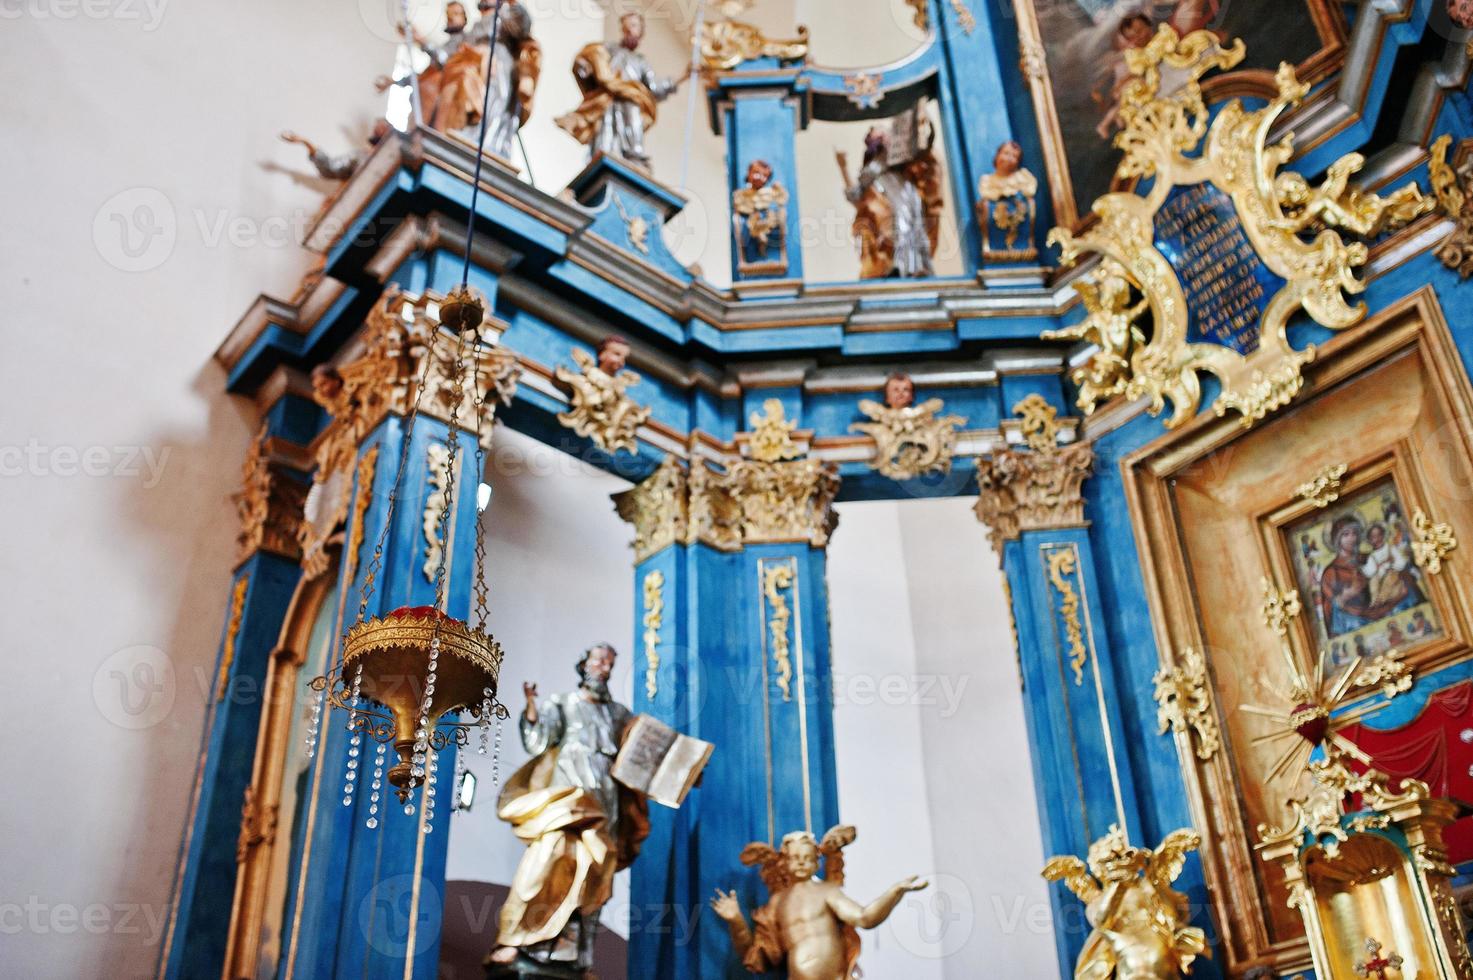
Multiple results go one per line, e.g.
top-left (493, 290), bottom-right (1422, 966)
top-left (305, 0), bottom-right (510, 835)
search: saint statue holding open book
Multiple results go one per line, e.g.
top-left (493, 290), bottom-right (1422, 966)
top-left (486, 642), bottom-right (712, 978)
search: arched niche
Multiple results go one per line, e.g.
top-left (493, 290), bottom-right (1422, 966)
top-left (223, 545), bottom-right (344, 980)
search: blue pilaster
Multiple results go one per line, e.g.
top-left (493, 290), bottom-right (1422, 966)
top-left (710, 62), bottom-right (810, 284)
top-left (280, 412), bottom-right (483, 980)
top-left (162, 402), bottom-right (314, 980)
top-left (625, 474), bottom-right (841, 978)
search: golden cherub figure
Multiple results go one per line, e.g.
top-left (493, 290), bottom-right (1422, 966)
top-left (1043, 824), bottom-right (1208, 980)
top-left (711, 826), bottom-right (927, 980)
top-left (1042, 259), bottom-right (1149, 414)
top-left (554, 335), bottom-right (651, 454)
top-left (1273, 153), bottom-right (1431, 238)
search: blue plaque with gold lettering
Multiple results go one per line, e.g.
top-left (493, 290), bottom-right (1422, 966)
top-left (1152, 183), bottom-right (1286, 356)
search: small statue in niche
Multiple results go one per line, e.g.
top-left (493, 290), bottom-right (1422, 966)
top-left (556, 11), bottom-right (691, 171)
top-left (430, 0), bottom-right (541, 160)
top-left (835, 113), bottom-right (943, 279)
top-left (710, 826), bottom-right (927, 980)
top-left (731, 159), bottom-right (790, 275)
top-left (554, 335), bottom-right (651, 454)
top-left (976, 139), bottom-right (1038, 262)
top-left (279, 120), bottom-right (392, 181)
top-left (851, 371), bottom-right (965, 481)
top-left (1043, 824), bottom-right (1209, 980)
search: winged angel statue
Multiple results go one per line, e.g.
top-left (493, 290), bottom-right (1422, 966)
top-left (711, 825), bottom-right (926, 980)
top-left (1042, 825), bottom-right (1208, 979)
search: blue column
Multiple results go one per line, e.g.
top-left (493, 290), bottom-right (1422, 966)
top-left (619, 457), bottom-right (842, 978)
top-left (161, 401), bottom-right (314, 980)
top-left (282, 410), bottom-right (484, 980)
top-left (976, 405), bottom-right (1143, 976)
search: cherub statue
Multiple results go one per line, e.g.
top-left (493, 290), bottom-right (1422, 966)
top-left (1042, 259), bottom-right (1150, 415)
top-left (1272, 153), bottom-right (1431, 238)
top-left (851, 371), bottom-right (965, 481)
top-left (553, 335), bottom-right (651, 454)
top-left (732, 159), bottom-right (790, 265)
top-left (280, 120), bottom-right (393, 181)
top-left (1042, 824), bottom-right (1208, 980)
top-left (711, 826), bottom-right (927, 980)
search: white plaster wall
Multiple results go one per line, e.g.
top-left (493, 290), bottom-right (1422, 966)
top-left (830, 498), bottom-right (1059, 979)
top-left (442, 428), bottom-right (636, 936)
top-left (0, 5), bottom-right (395, 979)
top-left (898, 498), bottom-right (1059, 980)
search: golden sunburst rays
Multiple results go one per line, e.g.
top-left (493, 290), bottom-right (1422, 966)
top-left (1241, 578), bottom-right (1375, 794)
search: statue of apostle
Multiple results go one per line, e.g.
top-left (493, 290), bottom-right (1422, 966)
top-left (431, 0), bottom-right (541, 160)
top-left (556, 11), bottom-right (691, 170)
top-left (486, 643), bottom-right (651, 977)
top-left (836, 123), bottom-right (943, 279)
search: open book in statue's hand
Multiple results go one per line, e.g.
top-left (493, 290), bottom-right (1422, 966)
top-left (613, 714), bottom-right (713, 808)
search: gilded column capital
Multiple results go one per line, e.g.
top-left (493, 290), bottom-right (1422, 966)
top-left (974, 400), bottom-right (1094, 554)
top-left (614, 455), bottom-right (841, 562)
top-left (613, 456), bottom-right (690, 563)
top-left (234, 423), bottom-right (308, 568)
top-left (297, 290), bottom-right (519, 578)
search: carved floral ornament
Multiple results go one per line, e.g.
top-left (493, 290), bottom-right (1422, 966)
top-left (297, 291), bottom-right (519, 580)
top-left (1044, 26), bottom-right (1432, 431)
top-left (699, 20), bottom-right (808, 72)
top-left (613, 454), bottom-right (840, 564)
top-left (974, 398), bottom-right (1092, 555)
top-left (234, 423), bottom-right (308, 568)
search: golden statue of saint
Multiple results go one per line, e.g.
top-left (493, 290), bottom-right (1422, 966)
top-left (711, 826), bottom-right (927, 980)
top-left (1043, 825), bottom-right (1208, 980)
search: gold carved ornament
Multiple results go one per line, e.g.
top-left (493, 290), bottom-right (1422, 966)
top-left (1045, 547), bottom-right (1087, 686)
top-left (975, 398), bottom-right (1092, 555)
top-left (234, 423), bottom-right (307, 567)
top-left (236, 784), bottom-right (278, 864)
top-left (1045, 27), bottom-right (1432, 429)
top-left (298, 291), bottom-right (518, 579)
top-left (950, 0), bottom-right (976, 35)
top-left (851, 397), bottom-right (965, 481)
top-left (554, 347), bottom-right (652, 455)
top-left (1411, 509), bottom-right (1458, 574)
top-left (1295, 462), bottom-right (1348, 508)
top-left (1153, 647), bottom-right (1220, 761)
top-left (642, 569), bottom-right (664, 700)
top-left (764, 562), bottom-right (795, 702)
top-left (344, 446), bottom-right (379, 588)
top-left (423, 442), bottom-right (452, 584)
top-left (1240, 579), bottom-right (1413, 794)
top-left (1429, 134), bottom-right (1473, 278)
top-left (747, 399), bottom-right (802, 462)
top-left (612, 192), bottom-right (650, 255)
top-left (1043, 825), bottom-right (1209, 980)
top-left (215, 575), bottom-right (250, 703)
top-left (699, 21), bottom-right (808, 72)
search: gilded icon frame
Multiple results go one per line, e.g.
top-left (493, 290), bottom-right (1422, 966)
top-left (1122, 287), bottom-right (1473, 974)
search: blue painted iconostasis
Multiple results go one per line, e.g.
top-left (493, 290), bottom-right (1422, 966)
top-left (160, 0), bottom-right (1473, 977)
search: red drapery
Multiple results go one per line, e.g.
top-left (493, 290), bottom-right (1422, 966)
top-left (1340, 681), bottom-right (1473, 861)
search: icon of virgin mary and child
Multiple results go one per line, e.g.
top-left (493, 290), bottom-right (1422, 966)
top-left (1318, 512), bottom-right (1425, 639)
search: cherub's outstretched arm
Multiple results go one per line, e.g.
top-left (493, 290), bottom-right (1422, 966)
top-left (709, 890), bottom-right (753, 956)
top-left (826, 876), bottom-right (927, 929)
